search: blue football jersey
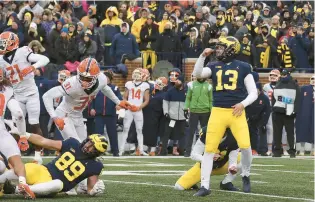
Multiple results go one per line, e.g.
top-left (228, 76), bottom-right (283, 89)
top-left (45, 138), bottom-right (103, 192)
top-left (207, 60), bottom-right (251, 108)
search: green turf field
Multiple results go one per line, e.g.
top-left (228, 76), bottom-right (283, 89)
top-left (2, 156), bottom-right (315, 202)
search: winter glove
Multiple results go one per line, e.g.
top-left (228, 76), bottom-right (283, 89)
top-left (129, 105), bottom-right (140, 112)
top-left (118, 100), bottom-right (131, 109)
top-left (184, 109), bottom-right (189, 119)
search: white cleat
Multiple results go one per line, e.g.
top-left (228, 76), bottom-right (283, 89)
top-left (266, 151), bottom-right (272, 156)
top-left (140, 151), bottom-right (149, 156)
top-left (299, 151), bottom-right (305, 156)
top-left (283, 150), bottom-right (289, 156)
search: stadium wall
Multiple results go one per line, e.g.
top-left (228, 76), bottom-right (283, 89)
top-left (112, 58), bottom-right (313, 91)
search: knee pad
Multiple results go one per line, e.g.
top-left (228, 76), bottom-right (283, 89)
top-left (174, 183), bottom-right (185, 191)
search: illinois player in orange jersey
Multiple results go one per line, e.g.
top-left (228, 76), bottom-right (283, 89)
top-left (42, 58), bottom-right (130, 143)
top-left (0, 68), bottom-right (35, 199)
top-left (118, 68), bottom-right (150, 156)
top-left (0, 31), bottom-right (50, 164)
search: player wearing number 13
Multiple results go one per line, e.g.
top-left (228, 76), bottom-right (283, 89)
top-left (193, 37), bottom-right (258, 196)
top-left (43, 57), bottom-right (131, 142)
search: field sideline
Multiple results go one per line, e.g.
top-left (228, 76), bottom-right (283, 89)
top-left (2, 156), bottom-right (314, 202)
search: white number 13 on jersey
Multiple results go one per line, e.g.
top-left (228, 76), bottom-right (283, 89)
top-left (216, 70), bottom-right (238, 91)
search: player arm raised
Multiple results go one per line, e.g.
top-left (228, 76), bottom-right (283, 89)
top-left (193, 48), bottom-right (213, 79)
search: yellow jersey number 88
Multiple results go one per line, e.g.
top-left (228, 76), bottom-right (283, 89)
top-left (216, 69), bottom-right (238, 91)
top-left (55, 152), bottom-right (86, 182)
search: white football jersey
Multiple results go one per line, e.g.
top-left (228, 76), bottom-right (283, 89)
top-left (125, 81), bottom-right (150, 106)
top-left (57, 74), bottom-right (109, 117)
top-left (0, 86), bottom-right (13, 130)
top-left (0, 46), bottom-right (37, 96)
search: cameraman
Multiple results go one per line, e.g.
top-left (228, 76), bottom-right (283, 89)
top-left (272, 70), bottom-right (300, 158)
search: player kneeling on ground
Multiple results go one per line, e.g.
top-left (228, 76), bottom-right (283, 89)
top-left (174, 126), bottom-right (241, 191)
top-left (0, 131), bottom-right (107, 197)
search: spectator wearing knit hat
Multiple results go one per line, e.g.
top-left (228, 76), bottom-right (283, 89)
top-left (22, 9), bottom-right (34, 32)
top-left (78, 30), bottom-right (97, 61)
top-left (48, 20), bottom-right (63, 63)
top-left (41, 9), bottom-right (54, 36)
top-left (54, 27), bottom-right (78, 64)
top-left (183, 27), bottom-right (202, 58)
top-left (237, 33), bottom-right (254, 64)
top-left (18, 0), bottom-right (44, 20)
top-left (24, 22), bottom-right (41, 45)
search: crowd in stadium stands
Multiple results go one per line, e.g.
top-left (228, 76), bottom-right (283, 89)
top-left (1, 1), bottom-right (314, 157)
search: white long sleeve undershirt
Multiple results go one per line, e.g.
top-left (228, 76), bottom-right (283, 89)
top-left (28, 53), bottom-right (50, 69)
top-left (43, 86), bottom-right (66, 119)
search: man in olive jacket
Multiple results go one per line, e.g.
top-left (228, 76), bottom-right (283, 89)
top-left (184, 74), bottom-right (213, 157)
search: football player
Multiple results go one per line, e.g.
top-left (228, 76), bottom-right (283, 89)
top-left (119, 68), bottom-right (150, 156)
top-left (0, 31), bottom-right (50, 164)
top-left (42, 57), bottom-right (130, 142)
top-left (0, 131), bottom-right (107, 197)
top-left (193, 37), bottom-right (258, 196)
top-left (0, 69), bottom-right (35, 199)
top-left (175, 126), bottom-right (240, 191)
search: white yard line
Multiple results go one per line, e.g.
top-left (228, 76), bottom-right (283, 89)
top-left (103, 180), bottom-right (314, 201)
top-left (251, 168), bottom-right (314, 174)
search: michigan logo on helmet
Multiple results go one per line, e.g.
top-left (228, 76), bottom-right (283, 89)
top-left (0, 31), bottom-right (19, 55)
top-left (215, 36), bottom-right (241, 61)
top-left (81, 134), bottom-right (108, 157)
top-left (77, 58), bottom-right (100, 89)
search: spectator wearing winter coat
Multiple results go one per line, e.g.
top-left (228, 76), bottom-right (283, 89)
top-left (183, 74), bottom-right (212, 157)
top-left (81, 5), bottom-right (98, 28)
top-left (41, 9), bottom-right (54, 37)
top-left (72, 1), bottom-right (86, 20)
top-left (160, 76), bottom-right (186, 156)
top-left (253, 24), bottom-right (280, 69)
top-left (101, 6), bottom-right (122, 65)
top-left (158, 12), bottom-right (170, 34)
top-left (22, 9), bottom-right (34, 33)
top-left (131, 8), bottom-right (149, 43)
top-left (48, 20), bottom-right (63, 63)
top-left (182, 27), bottom-right (203, 58)
top-left (236, 33), bottom-right (254, 64)
top-left (272, 70), bottom-right (301, 158)
top-left (296, 75), bottom-right (314, 156)
top-left (198, 24), bottom-right (210, 49)
top-left (308, 28), bottom-right (314, 67)
top-left (110, 22), bottom-right (140, 65)
top-left (24, 22), bottom-right (41, 45)
top-left (246, 83), bottom-right (271, 156)
top-left (91, 71), bottom-right (122, 156)
top-left (78, 31), bottom-right (97, 60)
top-left (277, 37), bottom-right (293, 68)
top-left (86, 22), bottom-right (104, 63)
top-left (288, 26), bottom-right (311, 70)
top-left (18, 1), bottom-right (44, 20)
top-left (54, 27), bottom-right (78, 64)
top-left (260, 6), bottom-right (272, 21)
top-left (28, 40), bottom-right (47, 56)
top-left (4, 20), bottom-right (24, 46)
top-left (140, 14), bottom-right (159, 69)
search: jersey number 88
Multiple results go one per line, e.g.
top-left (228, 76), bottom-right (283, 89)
top-left (55, 152), bottom-right (86, 181)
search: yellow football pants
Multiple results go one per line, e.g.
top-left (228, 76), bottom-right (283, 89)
top-left (176, 154), bottom-right (241, 189)
top-left (25, 163), bottom-right (52, 185)
top-left (206, 107), bottom-right (250, 153)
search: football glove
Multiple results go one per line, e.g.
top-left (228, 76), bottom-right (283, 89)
top-left (118, 100), bottom-right (131, 109)
top-left (129, 105), bottom-right (140, 112)
top-left (54, 118), bottom-right (65, 131)
top-left (88, 180), bottom-right (105, 196)
top-left (20, 66), bottom-right (35, 77)
top-left (18, 136), bottom-right (29, 152)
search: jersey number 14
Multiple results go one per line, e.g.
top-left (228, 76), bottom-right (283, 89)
top-left (215, 70), bottom-right (238, 91)
top-left (55, 152), bottom-right (86, 182)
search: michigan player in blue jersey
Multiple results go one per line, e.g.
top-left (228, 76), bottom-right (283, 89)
top-left (193, 36), bottom-right (258, 196)
top-left (174, 126), bottom-right (241, 191)
top-left (0, 132), bottom-right (107, 197)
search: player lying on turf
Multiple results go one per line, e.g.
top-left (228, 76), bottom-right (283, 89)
top-left (0, 131), bottom-right (107, 197)
top-left (174, 126), bottom-right (241, 191)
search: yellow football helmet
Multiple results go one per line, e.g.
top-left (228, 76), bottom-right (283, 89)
top-left (215, 36), bottom-right (241, 61)
top-left (89, 134), bottom-right (108, 154)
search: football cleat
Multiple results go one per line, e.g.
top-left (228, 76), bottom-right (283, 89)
top-left (242, 176), bottom-right (251, 193)
top-left (283, 150), bottom-right (289, 156)
top-left (299, 151), bottom-right (305, 156)
top-left (18, 183), bottom-right (36, 199)
top-left (193, 186), bottom-right (211, 197)
top-left (191, 184), bottom-right (199, 190)
top-left (266, 150), bottom-right (272, 156)
top-left (220, 182), bottom-right (239, 191)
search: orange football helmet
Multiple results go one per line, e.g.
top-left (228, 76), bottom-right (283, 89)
top-left (155, 77), bottom-right (168, 90)
top-left (141, 68), bottom-right (150, 81)
top-left (0, 31), bottom-right (19, 55)
top-left (77, 57), bottom-right (100, 89)
top-left (58, 70), bottom-right (71, 83)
